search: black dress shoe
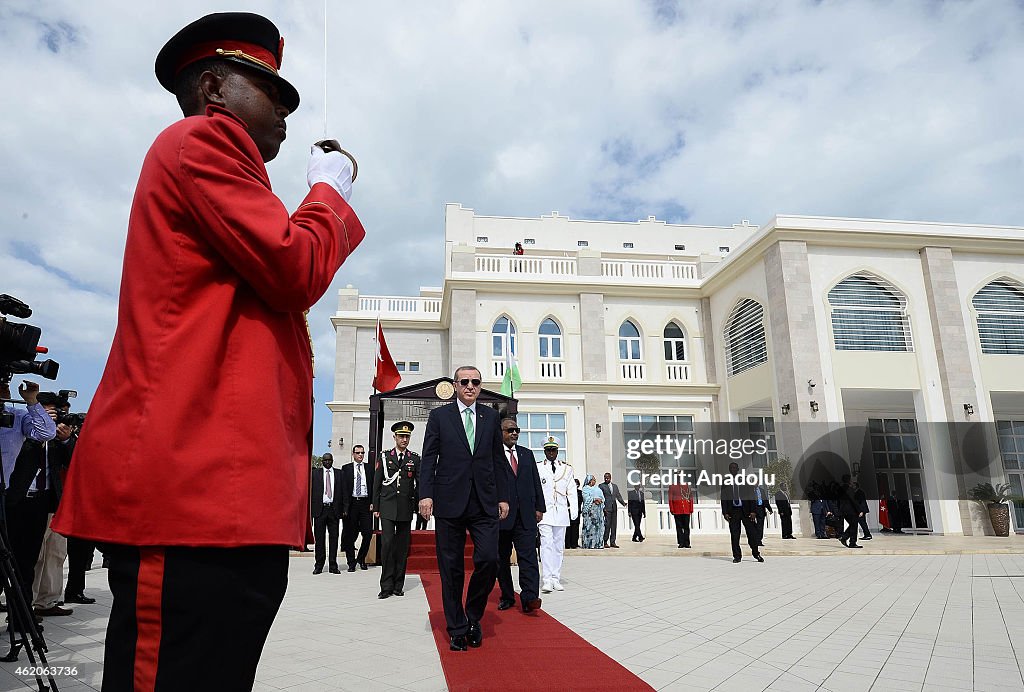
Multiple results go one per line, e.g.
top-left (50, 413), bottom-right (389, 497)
top-left (347, 565), bottom-right (356, 572)
top-left (755, 555), bottom-right (765, 562)
top-left (840, 536), bottom-right (849, 547)
top-left (312, 566), bottom-right (323, 574)
top-left (329, 566), bottom-right (342, 574)
top-left (610, 543), bottom-right (619, 548)
top-left (733, 557), bottom-right (741, 563)
top-left (862, 535), bottom-right (872, 540)
top-left (849, 544), bottom-right (863, 549)
top-left (392, 589), bottom-right (404, 596)
top-left (377, 590), bottom-right (392, 599)
top-left (467, 621), bottom-right (482, 648)
top-left (359, 562), bottom-right (368, 570)
top-left (522, 598), bottom-right (542, 613)
top-left (449, 635), bottom-right (468, 651)
top-left (497, 598), bottom-right (515, 611)
top-left (64, 593), bottom-right (97, 605)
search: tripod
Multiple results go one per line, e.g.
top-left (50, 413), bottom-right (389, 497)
top-left (0, 432), bottom-right (60, 691)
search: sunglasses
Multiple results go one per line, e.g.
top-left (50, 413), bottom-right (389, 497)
top-left (457, 378), bottom-right (481, 387)
top-left (503, 427), bottom-right (520, 433)
top-left (353, 451), bottom-right (365, 454)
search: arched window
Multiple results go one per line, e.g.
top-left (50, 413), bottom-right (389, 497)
top-left (663, 322), bottom-right (686, 362)
top-left (492, 316), bottom-right (516, 357)
top-left (538, 318), bottom-right (562, 359)
top-left (725, 300), bottom-right (767, 376)
top-left (828, 274), bottom-right (912, 351)
top-left (973, 279), bottom-right (1024, 355)
top-left (618, 321), bottom-right (642, 361)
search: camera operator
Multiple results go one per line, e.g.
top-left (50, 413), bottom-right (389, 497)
top-left (1, 383), bottom-right (57, 630)
top-left (0, 380), bottom-right (56, 490)
top-left (31, 393), bottom-right (78, 617)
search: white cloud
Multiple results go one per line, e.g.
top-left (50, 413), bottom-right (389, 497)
top-left (2, 0), bottom-right (1022, 447)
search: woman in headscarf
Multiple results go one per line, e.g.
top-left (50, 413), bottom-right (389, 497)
top-left (580, 474), bottom-right (605, 549)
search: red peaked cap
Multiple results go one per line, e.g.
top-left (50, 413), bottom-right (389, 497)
top-left (155, 12), bottom-right (299, 112)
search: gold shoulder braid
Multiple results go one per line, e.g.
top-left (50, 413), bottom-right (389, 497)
top-left (304, 309), bottom-right (315, 372)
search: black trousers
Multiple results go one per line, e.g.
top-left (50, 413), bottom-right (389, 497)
top-left (497, 514), bottom-right (540, 602)
top-left (858, 514), bottom-right (872, 538)
top-left (102, 544), bottom-right (288, 692)
top-left (629, 510), bottom-right (644, 539)
top-left (672, 513), bottom-right (691, 547)
top-left (779, 511), bottom-right (794, 538)
top-left (342, 498), bottom-right (373, 566)
top-left (756, 509), bottom-right (767, 543)
top-left (843, 513), bottom-right (860, 546)
top-left (727, 513), bottom-right (760, 559)
top-left (602, 508), bottom-right (618, 545)
top-left (565, 517), bottom-right (580, 549)
top-left (434, 488), bottom-right (498, 636)
top-left (313, 503), bottom-right (340, 569)
top-left (65, 535), bottom-right (97, 597)
top-left (379, 517), bottom-right (411, 592)
top-left (4, 492), bottom-right (50, 625)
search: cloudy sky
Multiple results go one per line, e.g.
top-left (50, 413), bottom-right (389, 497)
top-left (2, 0), bottom-right (1022, 451)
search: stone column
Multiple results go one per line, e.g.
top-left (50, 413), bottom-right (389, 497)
top-left (449, 289), bottom-right (477, 373)
top-left (920, 246), bottom-right (980, 534)
top-left (764, 241), bottom-right (828, 535)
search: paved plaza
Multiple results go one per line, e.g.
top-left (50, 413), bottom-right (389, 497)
top-left (2, 534), bottom-right (1024, 691)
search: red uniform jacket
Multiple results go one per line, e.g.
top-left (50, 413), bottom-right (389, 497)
top-left (53, 106), bottom-right (364, 548)
top-left (668, 484), bottom-right (694, 515)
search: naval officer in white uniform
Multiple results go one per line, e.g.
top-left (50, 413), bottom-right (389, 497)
top-left (537, 437), bottom-right (577, 593)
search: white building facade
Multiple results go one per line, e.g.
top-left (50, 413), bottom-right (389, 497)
top-left (330, 203), bottom-right (1024, 537)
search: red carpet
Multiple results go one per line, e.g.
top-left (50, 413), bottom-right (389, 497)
top-left (417, 571), bottom-right (653, 691)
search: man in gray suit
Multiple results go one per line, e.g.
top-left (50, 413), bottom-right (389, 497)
top-left (598, 473), bottom-right (626, 548)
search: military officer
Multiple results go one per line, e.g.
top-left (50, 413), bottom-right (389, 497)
top-left (373, 421), bottom-right (420, 599)
top-left (537, 437), bottom-right (577, 593)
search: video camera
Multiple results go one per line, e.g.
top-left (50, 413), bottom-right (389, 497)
top-left (0, 294), bottom-right (59, 384)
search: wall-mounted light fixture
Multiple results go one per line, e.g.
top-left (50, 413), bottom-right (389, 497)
top-left (595, 423), bottom-right (602, 436)
top-left (963, 403), bottom-right (974, 416)
top-left (780, 403), bottom-right (791, 415)
top-left (810, 401), bottom-right (819, 413)
top-left (338, 436), bottom-right (345, 449)
top-left (807, 379), bottom-right (816, 389)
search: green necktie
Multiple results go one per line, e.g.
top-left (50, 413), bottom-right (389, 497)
top-left (464, 408), bottom-right (475, 453)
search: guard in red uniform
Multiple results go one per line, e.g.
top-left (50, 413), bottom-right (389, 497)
top-left (668, 483), bottom-right (694, 548)
top-left (51, 12), bottom-right (364, 691)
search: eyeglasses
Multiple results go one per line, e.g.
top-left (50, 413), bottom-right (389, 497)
top-left (457, 378), bottom-right (481, 387)
top-left (503, 427), bottom-right (520, 433)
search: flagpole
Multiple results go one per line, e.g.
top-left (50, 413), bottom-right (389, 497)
top-left (322, 0), bottom-right (329, 139)
top-left (372, 314), bottom-right (380, 394)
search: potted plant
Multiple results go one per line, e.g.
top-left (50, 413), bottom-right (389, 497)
top-left (967, 483), bottom-right (1021, 537)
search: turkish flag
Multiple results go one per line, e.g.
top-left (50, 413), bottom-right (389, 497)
top-left (373, 319), bottom-right (402, 392)
top-left (878, 496), bottom-right (890, 529)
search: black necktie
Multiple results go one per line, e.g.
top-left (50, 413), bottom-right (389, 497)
top-left (398, 453), bottom-right (404, 463)
top-left (551, 460), bottom-right (556, 473)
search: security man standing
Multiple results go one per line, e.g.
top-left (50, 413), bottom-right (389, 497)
top-left (373, 421), bottom-right (420, 599)
top-left (537, 437), bottom-right (577, 593)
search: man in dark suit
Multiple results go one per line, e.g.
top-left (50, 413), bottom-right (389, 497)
top-left (720, 462), bottom-right (764, 563)
top-left (496, 417), bottom-right (546, 613)
top-left (837, 474), bottom-right (864, 548)
top-left (775, 483), bottom-right (795, 539)
top-left (419, 367), bottom-right (509, 652)
top-left (341, 444), bottom-right (375, 571)
top-left (373, 422), bottom-right (420, 598)
top-left (598, 473), bottom-right (626, 548)
top-left (854, 481), bottom-right (872, 540)
top-left (628, 485), bottom-right (646, 541)
top-left (310, 452), bottom-right (343, 574)
top-left (753, 482), bottom-right (773, 546)
top-left (7, 391), bottom-right (71, 623)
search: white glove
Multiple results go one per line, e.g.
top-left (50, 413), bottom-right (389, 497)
top-left (307, 145), bottom-right (353, 201)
